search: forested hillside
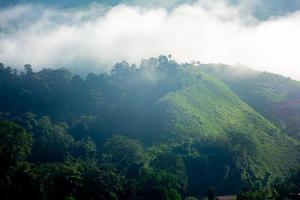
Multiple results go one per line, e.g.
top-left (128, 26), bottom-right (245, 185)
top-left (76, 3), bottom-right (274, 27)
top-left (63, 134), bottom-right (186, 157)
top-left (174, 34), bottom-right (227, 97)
top-left (0, 56), bottom-right (299, 200)
top-left (201, 64), bottom-right (300, 140)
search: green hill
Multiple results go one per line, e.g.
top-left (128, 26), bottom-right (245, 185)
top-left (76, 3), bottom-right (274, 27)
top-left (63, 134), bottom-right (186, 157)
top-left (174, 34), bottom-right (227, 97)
top-left (200, 64), bottom-right (300, 140)
top-left (133, 65), bottom-right (300, 192)
top-left (0, 57), bottom-right (299, 198)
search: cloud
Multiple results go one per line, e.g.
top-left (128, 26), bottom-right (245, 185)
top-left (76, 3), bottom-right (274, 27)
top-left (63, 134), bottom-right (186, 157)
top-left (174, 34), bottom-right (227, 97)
top-left (0, 0), bottom-right (300, 80)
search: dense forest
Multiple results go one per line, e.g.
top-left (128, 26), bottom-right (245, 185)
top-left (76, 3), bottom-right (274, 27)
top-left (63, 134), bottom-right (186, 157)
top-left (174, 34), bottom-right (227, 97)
top-left (0, 56), bottom-right (300, 200)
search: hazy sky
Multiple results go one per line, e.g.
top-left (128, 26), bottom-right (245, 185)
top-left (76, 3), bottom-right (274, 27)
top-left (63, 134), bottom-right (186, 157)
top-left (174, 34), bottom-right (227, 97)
top-left (0, 0), bottom-right (300, 80)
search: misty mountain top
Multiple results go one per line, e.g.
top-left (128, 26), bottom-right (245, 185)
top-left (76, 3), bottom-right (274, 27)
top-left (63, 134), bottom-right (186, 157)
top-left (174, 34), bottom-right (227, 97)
top-left (1, 1), bottom-right (300, 80)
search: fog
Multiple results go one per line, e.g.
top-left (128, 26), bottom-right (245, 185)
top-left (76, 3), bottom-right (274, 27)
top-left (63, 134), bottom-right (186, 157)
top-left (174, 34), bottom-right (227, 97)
top-left (0, 0), bottom-right (300, 80)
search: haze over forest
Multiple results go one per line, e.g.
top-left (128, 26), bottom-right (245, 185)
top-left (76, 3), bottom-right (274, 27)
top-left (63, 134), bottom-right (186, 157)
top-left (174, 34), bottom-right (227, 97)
top-left (0, 1), bottom-right (300, 200)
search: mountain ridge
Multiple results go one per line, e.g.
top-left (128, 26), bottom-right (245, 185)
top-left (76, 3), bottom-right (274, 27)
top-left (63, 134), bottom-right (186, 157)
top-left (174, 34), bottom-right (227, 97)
top-left (200, 63), bottom-right (300, 140)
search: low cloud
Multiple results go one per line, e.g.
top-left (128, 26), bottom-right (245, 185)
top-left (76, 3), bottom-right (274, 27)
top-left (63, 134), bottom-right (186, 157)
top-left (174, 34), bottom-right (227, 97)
top-left (0, 0), bottom-right (300, 80)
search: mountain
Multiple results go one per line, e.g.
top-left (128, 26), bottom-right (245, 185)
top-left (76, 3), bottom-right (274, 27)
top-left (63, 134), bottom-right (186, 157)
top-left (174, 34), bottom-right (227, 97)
top-left (200, 64), bottom-right (300, 140)
top-left (0, 57), bottom-right (299, 199)
top-left (133, 63), bottom-right (300, 193)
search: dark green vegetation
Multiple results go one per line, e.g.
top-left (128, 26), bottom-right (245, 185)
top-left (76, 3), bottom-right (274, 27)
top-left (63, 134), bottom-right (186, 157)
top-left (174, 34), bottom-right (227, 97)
top-left (0, 57), bottom-right (299, 200)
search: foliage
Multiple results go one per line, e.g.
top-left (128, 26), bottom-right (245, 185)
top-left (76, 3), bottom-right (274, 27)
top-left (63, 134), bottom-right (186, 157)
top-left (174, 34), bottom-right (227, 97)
top-left (0, 121), bottom-right (32, 176)
top-left (0, 57), bottom-right (299, 199)
top-left (201, 63), bottom-right (300, 140)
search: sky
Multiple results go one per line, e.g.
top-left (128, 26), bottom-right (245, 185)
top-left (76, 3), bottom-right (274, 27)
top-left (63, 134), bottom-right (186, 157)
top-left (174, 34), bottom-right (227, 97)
top-left (0, 0), bottom-right (300, 80)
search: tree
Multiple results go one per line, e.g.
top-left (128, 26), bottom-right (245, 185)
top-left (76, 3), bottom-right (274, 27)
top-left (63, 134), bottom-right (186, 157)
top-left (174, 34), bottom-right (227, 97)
top-left (79, 161), bottom-right (126, 200)
top-left (30, 117), bottom-right (75, 162)
top-left (141, 168), bottom-right (182, 200)
top-left (0, 121), bottom-right (32, 177)
top-left (102, 135), bottom-right (149, 177)
top-left (207, 187), bottom-right (215, 200)
top-left (111, 61), bottom-right (131, 77)
top-left (0, 121), bottom-right (33, 199)
top-left (272, 167), bottom-right (300, 199)
top-left (24, 64), bottom-right (33, 75)
top-left (38, 158), bottom-right (83, 200)
top-left (151, 152), bottom-right (188, 194)
top-left (73, 137), bottom-right (96, 159)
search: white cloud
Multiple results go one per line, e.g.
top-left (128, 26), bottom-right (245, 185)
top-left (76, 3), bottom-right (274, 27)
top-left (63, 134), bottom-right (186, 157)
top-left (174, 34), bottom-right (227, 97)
top-left (0, 0), bottom-right (300, 80)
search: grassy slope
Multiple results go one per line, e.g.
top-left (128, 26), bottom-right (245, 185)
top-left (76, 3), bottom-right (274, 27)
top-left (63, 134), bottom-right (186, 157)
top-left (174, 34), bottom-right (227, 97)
top-left (133, 65), bottom-right (300, 181)
top-left (200, 64), bottom-right (300, 139)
